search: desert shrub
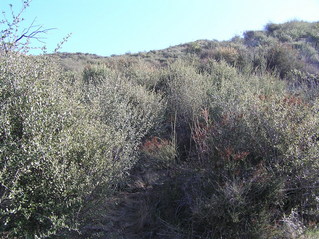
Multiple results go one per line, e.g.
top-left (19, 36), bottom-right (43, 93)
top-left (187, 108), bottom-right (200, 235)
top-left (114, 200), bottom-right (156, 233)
top-left (81, 65), bottom-right (166, 166)
top-left (245, 45), bottom-right (269, 74)
top-left (308, 22), bottom-right (319, 48)
top-left (265, 21), bottom-right (312, 42)
top-left (203, 60), bottom-right (286, 108)
top-left (186, 42), bottom-right (202, 54)
top-left (146, 64), bottom-right (318, 238)
top-left (183, 169), bottom-right (282, 238)
top-left (266, 43), bottom-right (304, 78)
top-left (82, 64), bottom-right (115, 86)
top-left (145, 59), bottom-right (316, 238)
top-left (200, 43), bottom-right (252, 71)
top-left (244, 30), bottom-right (274, 47)
top-left (294, 42), bottom-right (319, 66)
top-left (201, 46), bottom-right (239, 66)
top-left (288, 70), bottom-right (319, 97)
top-left (245, 21), bottom-right (319, 77)
top-left (185, 87), bottom-right (319, 238)
top-left (0, 55), bottom-right (166, 238)
top-left (0, 53), bottom-right (131, 237)
top-left (120, 60), bottom-right (162, 90)
top-left (165, 60), bottom-right (208, 120)
top-left (198, 56), bottom-right (238, 77)
top-left (153, 60), bottom-right (210, 156)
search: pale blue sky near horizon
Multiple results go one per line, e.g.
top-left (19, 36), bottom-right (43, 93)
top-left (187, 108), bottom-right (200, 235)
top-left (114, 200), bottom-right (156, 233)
top-left (2, 0), bottom-right (319, 56)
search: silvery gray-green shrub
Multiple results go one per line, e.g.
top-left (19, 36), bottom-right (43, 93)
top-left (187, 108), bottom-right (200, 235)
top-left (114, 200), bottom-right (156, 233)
top-left (0, 53), bottom-right (165, 238)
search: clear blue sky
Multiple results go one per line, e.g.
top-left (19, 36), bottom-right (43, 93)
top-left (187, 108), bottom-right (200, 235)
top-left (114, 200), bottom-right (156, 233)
top-left (2, 0), bottom-right (319, 56)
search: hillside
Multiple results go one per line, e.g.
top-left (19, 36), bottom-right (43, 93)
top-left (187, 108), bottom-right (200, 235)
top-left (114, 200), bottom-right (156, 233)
top-left (52, 21), bottom-right (319, 76)
top-left (1, 20), bottom-right (319, 239)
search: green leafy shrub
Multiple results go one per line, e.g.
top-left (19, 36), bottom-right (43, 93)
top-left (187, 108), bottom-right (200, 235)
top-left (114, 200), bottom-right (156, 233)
top-left (0, 53), bottom-right (124, 237)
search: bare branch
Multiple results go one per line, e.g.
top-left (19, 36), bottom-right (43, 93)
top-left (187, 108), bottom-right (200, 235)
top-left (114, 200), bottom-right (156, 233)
top-left (14, 22), bottom-right (56, 44)
top-left (0, 0), bottom-right (55, 53)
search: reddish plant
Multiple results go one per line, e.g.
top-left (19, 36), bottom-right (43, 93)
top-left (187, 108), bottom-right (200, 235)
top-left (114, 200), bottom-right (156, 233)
top-left (282, 95), bottom-right (304, 106)
top-left (218, 146), bottom-right (249, 161)
top-left (141, 136), bottom-right (169, 153)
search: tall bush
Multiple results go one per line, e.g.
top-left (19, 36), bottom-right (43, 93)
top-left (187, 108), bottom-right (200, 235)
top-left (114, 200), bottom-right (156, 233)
top-left (0, 53), bottom-right (120, 237)
top-left (82, 65), bottom-right (166, 169)
top-left (187, 73), bottom-right (319, 237)
top-left (0, 53), bottom-right (166, 238)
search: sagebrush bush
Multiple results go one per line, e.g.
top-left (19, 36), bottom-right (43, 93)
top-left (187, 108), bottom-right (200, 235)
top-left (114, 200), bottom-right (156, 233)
top-left (186, 71), bottom-right (319, 237)
top-left (244, 30), bottom-right (275, 47)
top-left (153, 60), bottom-right (210, 156)
top-left (265, 21), bottom-right (315, 42)
top-left (135, 60), bottom-right (318, 238)
top-left (206, 46), bottom-right (239, 65)
top-left (0, 54), bottom-right (166, 238)
top-left (0, 53), bottom-right (119, 237)
top-left (82, 65), bottom-right (166, 169)
top-left (166, 62), bottom-right (208, 120)
top-left (123, 59), bottom-right (161, 90)
top-left (296, 42), bottom-right (319, 66)
top-left (266, 43), bottom-right (304, 78)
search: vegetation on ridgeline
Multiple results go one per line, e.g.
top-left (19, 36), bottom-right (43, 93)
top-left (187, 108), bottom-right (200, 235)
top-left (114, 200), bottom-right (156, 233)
top-left (1, 2), bottom-right (319, 238)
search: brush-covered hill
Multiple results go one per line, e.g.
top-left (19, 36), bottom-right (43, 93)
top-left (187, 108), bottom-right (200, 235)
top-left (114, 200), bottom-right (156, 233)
top-left (1, 20), bottom-right (319, 239)
top-left (52, 20), bottom-right (319, 76)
